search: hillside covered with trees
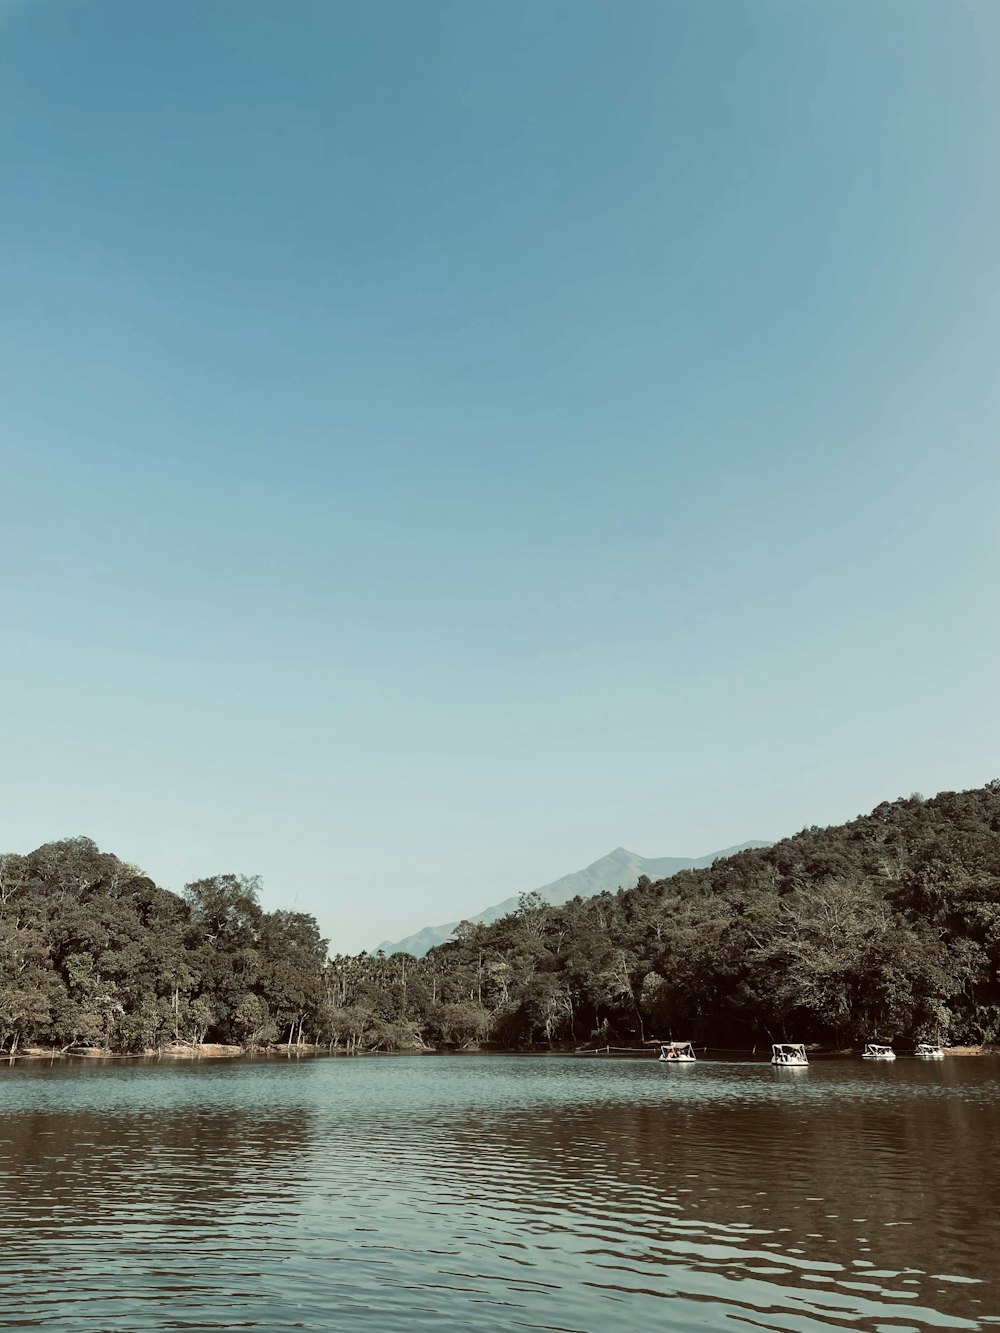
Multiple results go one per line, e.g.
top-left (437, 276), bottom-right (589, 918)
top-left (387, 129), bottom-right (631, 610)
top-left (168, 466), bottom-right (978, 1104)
top-left (3, 781), bottom-right (1000, 1055)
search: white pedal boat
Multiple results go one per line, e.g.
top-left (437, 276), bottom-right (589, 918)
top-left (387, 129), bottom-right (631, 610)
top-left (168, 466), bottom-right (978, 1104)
top-left (914, 1042), bottom-right (944, 1059)
top-left (658, 1041), bottom-right (697, 1063)
top-left (771, 1043), bottom-right (808, 1067)
top-left (862, 1043), bottom-right (896, 1060)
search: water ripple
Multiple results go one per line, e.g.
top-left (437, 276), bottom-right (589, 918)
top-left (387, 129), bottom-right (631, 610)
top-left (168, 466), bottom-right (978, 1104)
top-left (0, 1055), bottom-right (997, 1330)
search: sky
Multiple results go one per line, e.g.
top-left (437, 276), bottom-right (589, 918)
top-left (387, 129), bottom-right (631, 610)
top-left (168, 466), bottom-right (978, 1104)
top-left (1, 0), bottom-right (998, 952)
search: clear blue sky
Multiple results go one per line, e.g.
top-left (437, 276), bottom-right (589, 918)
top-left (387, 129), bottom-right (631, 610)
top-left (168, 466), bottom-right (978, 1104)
top-left (2, 1), bottom-right (998, 952)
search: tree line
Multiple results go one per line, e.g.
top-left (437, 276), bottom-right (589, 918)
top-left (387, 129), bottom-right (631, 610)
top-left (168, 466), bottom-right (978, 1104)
top-left (3, 781), bottom-right (1000, 1054)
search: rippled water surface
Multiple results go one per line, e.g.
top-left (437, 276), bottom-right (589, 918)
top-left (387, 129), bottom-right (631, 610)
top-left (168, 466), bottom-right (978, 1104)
top-left (1, 1054), bottom-right (999, 1331)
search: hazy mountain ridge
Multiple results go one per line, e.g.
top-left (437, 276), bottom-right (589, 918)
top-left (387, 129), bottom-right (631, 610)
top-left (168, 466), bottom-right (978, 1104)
top-left (377, 841), bottom-right (770, 956)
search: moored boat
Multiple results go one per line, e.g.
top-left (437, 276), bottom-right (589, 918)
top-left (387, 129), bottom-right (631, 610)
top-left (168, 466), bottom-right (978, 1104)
top-left (862, 1043), bottom-right (896, 1060)
top-left (658, 1041), bottom-right (697, 1063)
top-left (914, 1042), bottom-right (945, 1059)
top-left (771, 1043), bottom-right (808, 1067)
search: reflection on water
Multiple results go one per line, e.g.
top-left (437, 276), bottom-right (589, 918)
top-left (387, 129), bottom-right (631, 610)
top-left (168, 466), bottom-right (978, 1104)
top-left (0, 1055), bottom-right (998, 1331)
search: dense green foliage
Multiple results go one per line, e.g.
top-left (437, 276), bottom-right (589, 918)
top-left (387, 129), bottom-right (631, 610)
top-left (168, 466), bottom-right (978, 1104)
top-left (0, 841), bottom-right (328, 1053)
top-left (4, 782), bottom-right (1000, 1053)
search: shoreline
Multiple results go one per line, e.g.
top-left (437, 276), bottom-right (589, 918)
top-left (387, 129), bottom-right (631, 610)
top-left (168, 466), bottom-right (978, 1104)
top-left (4, 1041), bottom-right (999, 1062)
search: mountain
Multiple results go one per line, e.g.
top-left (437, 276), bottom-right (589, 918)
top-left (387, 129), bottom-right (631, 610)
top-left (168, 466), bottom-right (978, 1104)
top-left (376, 842), bottom-right (770, 956)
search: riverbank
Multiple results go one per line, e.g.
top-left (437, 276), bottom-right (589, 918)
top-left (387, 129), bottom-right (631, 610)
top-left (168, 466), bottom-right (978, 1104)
top-left (5, 1042), bottom-right (327, 1061)
top-left (6, 1041), bottom-right (999, 1062)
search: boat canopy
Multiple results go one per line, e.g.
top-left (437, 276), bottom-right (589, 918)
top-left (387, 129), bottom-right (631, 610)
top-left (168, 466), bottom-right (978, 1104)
top-left (772, 1043), bottom-right (806, 1056)
top-left (864, 1043), bottom-right (894, 1056)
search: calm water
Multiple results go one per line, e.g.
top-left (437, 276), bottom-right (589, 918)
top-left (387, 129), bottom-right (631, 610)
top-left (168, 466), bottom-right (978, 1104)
top-left (1, 1054), bottom-right (998, 1332)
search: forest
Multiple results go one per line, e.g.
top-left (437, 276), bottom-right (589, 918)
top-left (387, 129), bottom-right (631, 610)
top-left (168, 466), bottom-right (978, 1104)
top-left (3, 780), bottom-right (1000, 1055)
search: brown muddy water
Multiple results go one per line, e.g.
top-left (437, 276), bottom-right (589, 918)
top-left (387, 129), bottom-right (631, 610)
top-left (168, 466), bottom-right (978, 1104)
top-left (0, 1053), bottom-right (997, 1331)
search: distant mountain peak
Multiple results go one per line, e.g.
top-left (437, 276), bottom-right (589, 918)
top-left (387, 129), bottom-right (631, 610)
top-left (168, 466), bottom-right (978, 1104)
top-left (376, 840), bottom-right (770, 957)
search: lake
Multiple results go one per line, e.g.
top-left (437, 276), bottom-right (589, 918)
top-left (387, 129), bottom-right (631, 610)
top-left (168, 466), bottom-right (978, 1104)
top-left (0, 1053), bottom-right (998, 1331)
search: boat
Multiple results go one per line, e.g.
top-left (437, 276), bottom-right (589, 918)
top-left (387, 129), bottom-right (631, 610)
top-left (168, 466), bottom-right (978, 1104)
top-left (771, 1043), bottom-right (808, 1067)
top-left (914, 1042), bottom-right (945, 1059)
top-left (862, 1043), bottom-right (896, 1060)
top-left (658, 1041), bottom-right (697, 1063)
